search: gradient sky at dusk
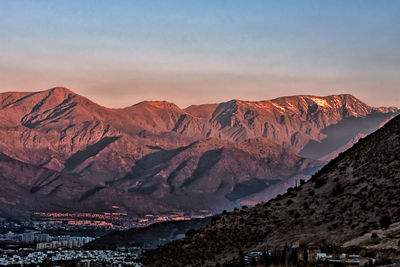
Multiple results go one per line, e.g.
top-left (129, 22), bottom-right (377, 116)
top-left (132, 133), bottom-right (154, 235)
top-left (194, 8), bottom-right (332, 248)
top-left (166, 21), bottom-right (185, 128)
top-left (0, 0), bottom-right (399, 108)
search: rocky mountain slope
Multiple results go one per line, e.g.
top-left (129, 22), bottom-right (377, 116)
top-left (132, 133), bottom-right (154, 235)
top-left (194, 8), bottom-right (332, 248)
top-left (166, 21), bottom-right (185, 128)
top-left (185, 94), bottom-right (398, 154)
top-left (0, 87), bottom-right (194, 184)
top-left (110, 137), bottom-right (322, 211)
top-left (0, 153), bottom-right (174, 219)
top-left (0, 87), bottom-right (397, 216)
top-left (141, 113), bottom-right (400, 266)
top-left (0, 88), bottom-right (396, 180)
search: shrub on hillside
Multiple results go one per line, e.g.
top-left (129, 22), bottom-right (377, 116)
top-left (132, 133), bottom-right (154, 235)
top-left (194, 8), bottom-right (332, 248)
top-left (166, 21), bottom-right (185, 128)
top-left (379, 215), bottom-right (392, 229)
top-left (314, 177), bottom-right (326, 188)
top-left (332, 183), bottom-right (344, 196)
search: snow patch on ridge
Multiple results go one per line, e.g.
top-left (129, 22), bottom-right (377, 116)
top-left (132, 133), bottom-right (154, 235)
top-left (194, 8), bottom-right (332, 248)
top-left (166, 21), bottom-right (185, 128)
top-left (271, 102), bottom-right (285, 112)
top-left (309, 97), bottom-right (331, 108)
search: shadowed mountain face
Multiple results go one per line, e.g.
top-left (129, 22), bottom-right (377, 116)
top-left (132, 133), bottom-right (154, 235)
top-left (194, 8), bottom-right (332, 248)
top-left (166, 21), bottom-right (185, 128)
top-left (299, 112), bottom-right (397, 160)
top-left (0, 87), bottom-right (397, 216)
top-left (110, 137), bottom-right (322, 211)
top-left (0, 153), bottom-right (174, 219)
top-left (141, 114), bottom-right (400, 266)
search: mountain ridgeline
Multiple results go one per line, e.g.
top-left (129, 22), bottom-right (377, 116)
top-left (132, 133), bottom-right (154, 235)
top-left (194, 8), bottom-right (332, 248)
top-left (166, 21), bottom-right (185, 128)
top-left (0, 87), bottom-right (398, 217)
top-left (141, 113), bottom-right (400, 266)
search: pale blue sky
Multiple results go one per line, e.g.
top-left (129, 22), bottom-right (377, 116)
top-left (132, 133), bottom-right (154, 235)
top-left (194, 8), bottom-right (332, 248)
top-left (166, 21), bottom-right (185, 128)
top-left (0, 0), bottom-right (399, 107)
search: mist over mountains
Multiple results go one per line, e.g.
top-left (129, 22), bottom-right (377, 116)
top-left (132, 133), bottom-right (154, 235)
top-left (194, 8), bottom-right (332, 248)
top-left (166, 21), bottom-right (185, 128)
top-left (0, 87), bottom-right (398, 218)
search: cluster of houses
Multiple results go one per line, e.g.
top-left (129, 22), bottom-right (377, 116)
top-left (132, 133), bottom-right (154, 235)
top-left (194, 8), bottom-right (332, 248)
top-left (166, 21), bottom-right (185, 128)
top-left (315, 253), bottom-right (375, 265)
top-left (1, 231), bottom-right (52, 243)
top-left (244, 243), bottom-right (376, 266)
top-left (0, 249), bottom-right (141, 266)
top-left (36, 236), bottom-right (95, 250)
top-left (0, 231), bottom-right (94, 249)
top-left (31, 210), bottom-right (213, 230)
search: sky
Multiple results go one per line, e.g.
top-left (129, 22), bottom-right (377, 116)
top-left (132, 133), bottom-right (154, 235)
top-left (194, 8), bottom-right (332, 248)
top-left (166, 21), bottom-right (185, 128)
top-left (0, 0), bottom-right (399, 108)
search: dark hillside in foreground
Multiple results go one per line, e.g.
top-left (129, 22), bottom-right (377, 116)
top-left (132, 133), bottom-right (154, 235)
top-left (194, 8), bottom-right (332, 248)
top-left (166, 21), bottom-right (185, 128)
top-left (141, 114), bottom-right (400, 266)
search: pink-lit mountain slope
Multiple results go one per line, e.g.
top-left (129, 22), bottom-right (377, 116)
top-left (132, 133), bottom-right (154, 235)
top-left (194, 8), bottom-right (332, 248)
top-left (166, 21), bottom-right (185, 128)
top-left (0, 87), bottom-right (397, 214)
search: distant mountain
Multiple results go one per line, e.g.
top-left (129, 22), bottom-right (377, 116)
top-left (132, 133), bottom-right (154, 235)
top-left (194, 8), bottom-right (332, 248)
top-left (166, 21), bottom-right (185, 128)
top-left (0, 87), bottom-right (397, 217)
top-left (141, 114), bottom-right (400, 266)
top-left (110, 137), bottom-right (322, 211)
top-left (184, 94), bottom-right (398, 154)
top-left (0, 153), bottom-right (174, 219)
top-left (0, 87), bottom-right (193, 184)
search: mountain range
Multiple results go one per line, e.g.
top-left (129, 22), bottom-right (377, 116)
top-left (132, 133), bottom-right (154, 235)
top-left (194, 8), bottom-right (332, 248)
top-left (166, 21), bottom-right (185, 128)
top-left (0, 87), bottom-right (398, 217)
